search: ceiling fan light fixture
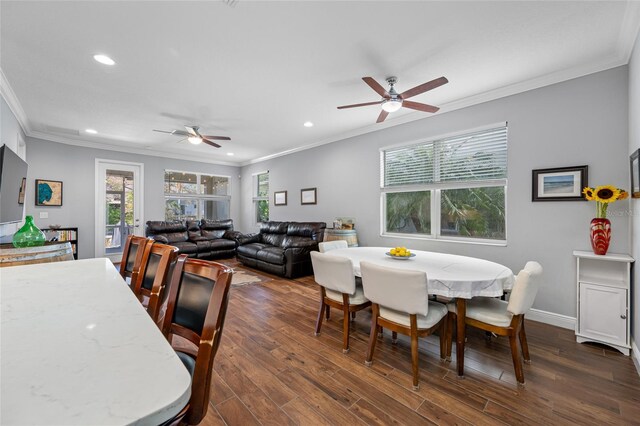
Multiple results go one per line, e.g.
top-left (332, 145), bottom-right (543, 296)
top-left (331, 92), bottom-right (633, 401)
top-left (188, 136), bottom-right (202, 145)
top-left (381, 99), bottom-right (402, 113)
top-left (93, 54), bottom-right (115, 66)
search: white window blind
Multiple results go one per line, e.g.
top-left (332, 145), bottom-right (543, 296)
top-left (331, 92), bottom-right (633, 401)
top-left (382, 126), bottom-right (507, 187)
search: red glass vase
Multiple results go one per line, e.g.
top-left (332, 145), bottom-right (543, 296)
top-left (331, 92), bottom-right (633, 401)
top-left (590, 218), bottom-right (611, 255)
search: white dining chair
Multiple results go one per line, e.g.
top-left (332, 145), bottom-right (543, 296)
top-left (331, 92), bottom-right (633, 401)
top-left (446, 261), bottom-right (543, 384)
top-left (310, 251), bottom-right (371, 353)
top-left (360, 261), bottom-right (448, 390)
top-left (319, 240), bottom-right (348, 253)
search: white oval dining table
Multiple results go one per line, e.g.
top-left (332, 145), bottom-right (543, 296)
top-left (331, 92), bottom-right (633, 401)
top-left (0, 258), bottom-right (191, 425)
top-left (327, 247), bottom-right (515, 377)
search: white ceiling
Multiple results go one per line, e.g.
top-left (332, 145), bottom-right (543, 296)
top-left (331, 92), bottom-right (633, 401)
top-left (2, 1), bottom-right (639, 165)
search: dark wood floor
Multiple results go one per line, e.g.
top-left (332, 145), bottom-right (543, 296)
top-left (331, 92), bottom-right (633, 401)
top-left (198, 268), bottom-right (640, 425)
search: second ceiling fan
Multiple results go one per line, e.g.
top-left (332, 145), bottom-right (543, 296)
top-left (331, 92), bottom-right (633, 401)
top-left (153, 125), bottom-right (230, 148)
top-left (338, 76), bottom-right (448, 123)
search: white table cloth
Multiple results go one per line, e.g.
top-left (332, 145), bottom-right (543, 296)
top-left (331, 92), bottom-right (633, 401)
top-left (326, 247), bottom-right (515, 377)
top-left (0, 258), bottom-right (191, 425)
top-left (327, 247), bottom-right (515, 298)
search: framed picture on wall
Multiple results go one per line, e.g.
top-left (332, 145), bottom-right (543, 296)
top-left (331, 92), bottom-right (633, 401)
top-left (18, 177), bottom-right (26, 204)
top-left (35, 179), bottom-right (63, 206)
top-left (301, 187), bottom-right (317, 205)
top-left (531, 165), bottom-right (588, 201)
top-left (631, 150), bottom-right (640, 198)
top-left (274, 190), bottom-right (287, 206)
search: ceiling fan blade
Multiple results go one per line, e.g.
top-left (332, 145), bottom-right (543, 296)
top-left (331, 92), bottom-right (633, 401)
top-left (171, 130), bottom-right (191, 137)
top-left (400, 76), bottom-right (448, 99)
top-left (202, 138), bottom-right (222, 148)
top-left (376, 110), bottom-right (389, 123)
top-left (362, 77), bottom-right (389, 98)
top-left (402, 100), bottom-right (440, 113)
top-left (153, 129), bottom-right (174, 134)
top-left (337, 100), bottom-right (383, 110)
top-left (202, 135), bottom-right (231, 141)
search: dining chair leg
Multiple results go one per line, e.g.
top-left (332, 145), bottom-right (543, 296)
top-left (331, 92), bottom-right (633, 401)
top-left (378, 325), bottom-right (383, 339)
top-left (365, 305), bottom-right (380, 366)
top-left (314, 290), bottom-right (326, 336)
top-left (410, 315), bottom-right (420, 390)
top-left (326, 305), bottom-right (331, 320)
top-left (392, 331), bottom-right (398, 344)
top-left (519, 317), bottom-right (531, 363)
top-left (342, 294), bottom-right (351, 353)
top-left (509, 333), bottom-right (525, 384)
top-left (439, 318), bottom-right (447, 361)
top-left (455, 299), bottom-right (467, 377)
top-left (445, 312), bottom-right (455, 361)
top-left (351, 311), bottom-right (356, 322)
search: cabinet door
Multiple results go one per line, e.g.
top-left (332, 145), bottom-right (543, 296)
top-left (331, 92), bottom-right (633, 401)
top-left (579, 283), bottom-right (627, 346)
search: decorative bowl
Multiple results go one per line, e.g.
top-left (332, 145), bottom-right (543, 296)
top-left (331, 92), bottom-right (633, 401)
top-left (49, 224), bottom-right (62, 230)
top-left (385, 252), bottom-right (416, 260)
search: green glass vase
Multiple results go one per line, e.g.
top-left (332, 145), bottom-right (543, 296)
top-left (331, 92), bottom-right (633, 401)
top-left (12, 216), bottom-right (46, 248)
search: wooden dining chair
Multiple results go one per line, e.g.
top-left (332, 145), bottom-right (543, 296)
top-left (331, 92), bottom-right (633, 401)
top-left (131, 242), bottom-right (179, 323)
top-left (446, 261), bottom-right (543, 384)
top-left (360, 261), bottom-right (448, 390)
top-left (160, 255), bottom-right (233, 426)
top-left (319, 240), bottom-right (348, 253)
top-left (118, 235), bottom-right (151, 284)
top-left (310, 251), bottom-right (371, 353)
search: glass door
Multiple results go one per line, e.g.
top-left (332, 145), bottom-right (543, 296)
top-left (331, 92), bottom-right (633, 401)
top-left (95, 160), bottom-right (144, 261)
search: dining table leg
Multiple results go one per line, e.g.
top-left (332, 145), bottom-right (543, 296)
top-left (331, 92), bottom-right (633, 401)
top-left (456, 298), bottom-right (466, 377)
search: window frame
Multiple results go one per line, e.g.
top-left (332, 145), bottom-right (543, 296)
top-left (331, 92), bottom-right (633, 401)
top-left (164, 169), bottom-right (231, 221)
top-left (380, 123), bottom-right (508, 246)
top-left (252, 170), bottom-right (269, 225)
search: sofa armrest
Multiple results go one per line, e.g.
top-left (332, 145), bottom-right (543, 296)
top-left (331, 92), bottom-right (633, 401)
top-left (283, 239), bottom-right (318, 249)
top-left (151, 235), bottom-right (169, 244)
top-left (189, 236), bottom-right (208, 242)
top-left (237, 233), bottom-right (260, 245)
top-left (223, 230), bottom-right (243, 241)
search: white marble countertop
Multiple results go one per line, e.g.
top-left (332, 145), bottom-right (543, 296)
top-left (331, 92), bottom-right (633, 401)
top-left (0, 258), bottom-right (191, 425)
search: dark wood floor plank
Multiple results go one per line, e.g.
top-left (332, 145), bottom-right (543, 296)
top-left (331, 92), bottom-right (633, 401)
top-left (203, 264), bottom-right (640, 425)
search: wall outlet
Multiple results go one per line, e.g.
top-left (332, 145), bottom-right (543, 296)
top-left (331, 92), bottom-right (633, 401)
top-left (39, 212), bottom-right (48, 219)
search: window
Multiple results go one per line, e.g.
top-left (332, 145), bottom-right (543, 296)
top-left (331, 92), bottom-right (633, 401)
top-left (253, 171), bottom-right (269, 223)
top-left (381, 125), bottom-right (507, 242)
top-left (164, 171), bottom-right (230, 221)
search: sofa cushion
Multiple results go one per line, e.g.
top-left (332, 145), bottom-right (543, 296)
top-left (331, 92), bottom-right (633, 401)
top-left (186, 220), bottom-right (202, 240)
top-left (201, 219), bottom-right (234, 231)
top-left (287, 222), bottom-right (326, 241)
top-left (237, 242), bottom-right (271, 258)
top-left (260, 221), bottom-right (289, 234)
top-left (202, 229), bottom-right (226, 239)
top-left (257, 246), bottom-right (286, 264)
top-left (197, 239), bottom-right (236, 252)
top-left (171, 241), bottom-right (198, 254)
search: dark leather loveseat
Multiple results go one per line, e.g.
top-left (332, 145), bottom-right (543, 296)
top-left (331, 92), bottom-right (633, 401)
top-left (236, 221), bottom-right (326, 278)
top-left (145, 219), bottom-right (240, 259)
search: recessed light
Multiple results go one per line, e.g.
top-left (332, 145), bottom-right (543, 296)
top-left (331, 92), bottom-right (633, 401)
top-left (227, 152), bottom-right (235, 156)
top-left (93, 54), bottom-right (115, 66)
top-left (303, 121), bottom-right (314, 127)
top-left (85, 129), bottom-right (98, 134)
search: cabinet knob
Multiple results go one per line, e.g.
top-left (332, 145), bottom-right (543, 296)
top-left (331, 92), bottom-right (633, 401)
top-left (621, 314), bottom-right (627, 319)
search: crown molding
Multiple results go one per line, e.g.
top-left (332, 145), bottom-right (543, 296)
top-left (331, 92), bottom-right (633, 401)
top-left (0, 68), bottom-right (30, 134)
top-left (27, 130), bottom-right (239, 167)
top-left (241, 53), bottom-right (629, 167)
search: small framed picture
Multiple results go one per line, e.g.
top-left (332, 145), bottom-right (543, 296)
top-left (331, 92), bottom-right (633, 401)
top-left (301, 187), bottom-right (317, 205)
top-left (274, 190), bottom-right (287, 206)
top-left (631, 150), bottom-right (640, 198)
top-left (35, 179), bottom-right (63, 206)
top-left (532, 165), bottom-right (588, 201)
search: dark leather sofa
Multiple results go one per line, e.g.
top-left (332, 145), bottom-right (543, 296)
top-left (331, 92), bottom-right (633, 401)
top-left (236, 221), bottom-right (326, 278)
top-left (145, 219), bottom-right (240, 259)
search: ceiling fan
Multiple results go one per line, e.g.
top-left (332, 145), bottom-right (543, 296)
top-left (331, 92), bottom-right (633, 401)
top-left (337, 76), bottom-right (448, 123)
top-left (153, 125), bottom-right (230, 148)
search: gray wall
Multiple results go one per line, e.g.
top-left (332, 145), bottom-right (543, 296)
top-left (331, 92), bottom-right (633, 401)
top-left (24, 137), bottom-right (241, 259)
top-left (629, 30), bottom-right (640, 355)
top-left (240, 66), bottom-right (630, 319)
top-left (0, 96), bottom-right (27, 238)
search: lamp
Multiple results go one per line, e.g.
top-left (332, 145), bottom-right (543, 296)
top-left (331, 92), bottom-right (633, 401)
top-left (381, 99), bottom-right (402, 113)
top-left (188, 136), bottom-right (202, 145)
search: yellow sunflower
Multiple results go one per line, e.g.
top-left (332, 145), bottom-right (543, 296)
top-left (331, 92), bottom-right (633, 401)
top-left (593, 185), bottom-right (621, 203)
top-left (582, 187), bottom-right (595, 201)
top-left (618, 190), bottom-right (629, 200)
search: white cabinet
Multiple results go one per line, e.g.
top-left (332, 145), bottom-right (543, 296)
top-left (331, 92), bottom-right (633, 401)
top-left (574, 251), bottom-right (633, 355)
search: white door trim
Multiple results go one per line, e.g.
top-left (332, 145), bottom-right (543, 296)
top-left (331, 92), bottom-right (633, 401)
top-left (95, 159), bottom-right (145, 261)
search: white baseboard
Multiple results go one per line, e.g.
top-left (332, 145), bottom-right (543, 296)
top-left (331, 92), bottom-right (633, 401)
top-left (632, 339), bottom-right (640, 375)
top-left (526, 308), bottom-right (576, 330)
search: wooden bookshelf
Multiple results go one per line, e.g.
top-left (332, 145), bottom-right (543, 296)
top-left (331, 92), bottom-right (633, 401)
top-left (42, 227), bottom-right (78, 259)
